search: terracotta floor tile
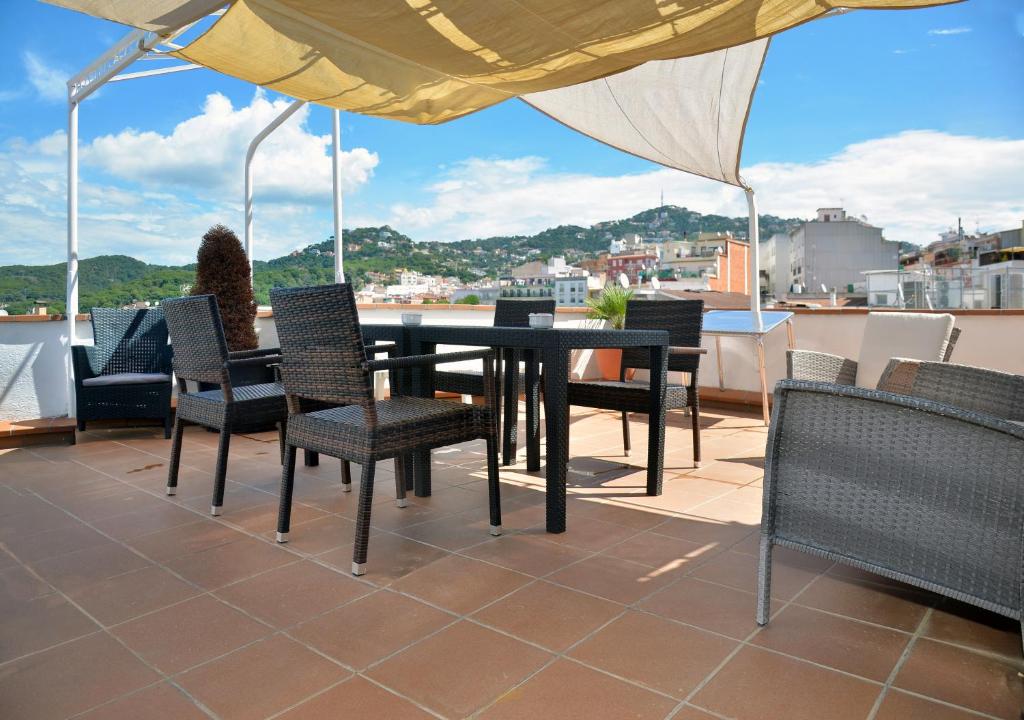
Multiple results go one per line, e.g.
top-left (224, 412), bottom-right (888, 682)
top-left (67, 565), bottom-right (201, 626)
top-left (225, 498), bottom-right (329, 534)
top-left (1, 591), bottom-right (99, 662)
top-left (368, 620), bottom-right (552, 718)
top-left (875, 689), bottom-right (995, 720)
top-left (894, 637), bottom-right (1024, 718)
top-left (689, 459), bottom-right (764, 485)
top-left (111, 593), bottom-right (270, 674)
top-left (925, 599), bottom-right (1023, 662)
top-left (1, 521), bottom-right (110, 564)
top-left (77, 682), bottom-right (210, 720)
top-left (29, 542), bottom-right (151, 593)
top-left (391, 554), bottom-right (531, 614)
top-left (566, 497), bottom-right (669, 530)
top-left (463, 534), bottom-right (591, 577)
top-left (316, 533), bottom-right (451, 586)
top-left (127, 519), bottom-right (241, 562)
top-left (570, 611), bottom-right (736, 698)
top-left (524, 514), bottom-right (639, 552)
top-left (472, 580), bottom-right (623, 652)
top-left (795, 573), bottom-right (933, 632)
top-left (272, 514), bottom-right (362, 555)
top-left (178, 634), bottom-right (348, 720)
top-left (603, 530), bottom-right (722, 570)
top-left (291, 589), bottom-right (453, 670)
top-left (751, 604), bottom-right (911, 681)
top-left (396, 507), bottom-right (503, 551)
top-left (480, 658), bottom-right (676, 720)
top-left (0, 632), bottom-right (159, 720)
top-left (164, 536), bottom-right (294, 589)
top-left (691, 549), bottom-right (827, 601)
top-left (638, 577), bottom-right (761, 639)
top-left (0, 564), bottom-right (51, 605)
top-left (275, 676), bottom-right (435, 720)
top-left (215, 560), bottom-right (371, 628)
top-left (671, 706), bottom-right (723, 720)
top-left (651, 515), bottom-right (756, 547)
top-left (92, 503), bottom-right (203, 541)
top-left (692, 645), bottom-right (880, 720)
top-left (548, 554), bottom-right (683, 605)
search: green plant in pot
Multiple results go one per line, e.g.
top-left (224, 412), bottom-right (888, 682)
top-left (191, 225), bottom-right (271, 389)
top-left (586, 286), bottom-right (634, 380)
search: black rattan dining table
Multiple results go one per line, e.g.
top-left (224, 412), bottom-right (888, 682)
top-left (361, 323), bottom-right (670, 533)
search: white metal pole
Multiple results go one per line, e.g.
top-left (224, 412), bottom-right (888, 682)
top-left (244, 99), bottom-right (306, 279)
top-left (745, 186), bottom-right (763, 331)
top-left (331, 109), bottom-right (345, 283)
top-left (66, 99), bottom-right (80, 416)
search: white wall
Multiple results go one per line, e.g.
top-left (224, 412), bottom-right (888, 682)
top-left (4, 309), bottom-right (1024, 421)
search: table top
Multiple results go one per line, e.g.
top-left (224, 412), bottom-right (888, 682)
top-left (702, 310), bottom-right (793, 336)
top-left (361, 323), bottom-right (668, 350)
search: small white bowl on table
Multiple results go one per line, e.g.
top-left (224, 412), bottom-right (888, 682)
top-left (528, 313), bottom-right (554, 329)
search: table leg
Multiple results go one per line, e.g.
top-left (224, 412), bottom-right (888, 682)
top-left (524, 348), bottom-right (540, 472)
top-left (543, 345), bottom-right (569, 533)
top-left (647, 344), bottom-right (668, 496)
top-left (786, 319), bottom-right (795, 349)
top-left (756, 337), bottom-right (769, 426)
top-left (501, 348), bottom-right (518, 465)
top-left (410, 340), bottom-right (435, 497)
top-left (715, 335), bottom-right (725, 390)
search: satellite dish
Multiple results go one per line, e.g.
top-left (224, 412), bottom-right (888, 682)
top-left (617, 273), bottom-right (630, 289)
top-left (651, 277), bottom-right (661, 290)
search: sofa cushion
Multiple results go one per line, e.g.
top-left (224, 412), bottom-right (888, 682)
top-left (855, 312), bottom-right (954, 389)
top-left (82, 372), bottom-right (172, 387)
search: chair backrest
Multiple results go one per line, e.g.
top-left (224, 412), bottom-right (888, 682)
top-left (493, 298), bottom-right (556, 327)
top-left (878, 358), bottom-right (1024, 422)
top-left (621, 299), bottom-right (704, 376)
top-left (270, 284), bottom-right (375, 409)
top-left (89, 307), bottom-right (170, 375)
top-left (854, 312), bottom-right (955, 389)
top-left (162, 295), bottom-right (231, 386)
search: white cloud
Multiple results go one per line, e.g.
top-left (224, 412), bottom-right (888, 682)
top-left (23, 51), bottom-right (67, 102)
top-left (387, 131), bottom-right (1024, 246)
top-left (928, 27), bottom-right (971, 35)
top-left (0, 92), bottom-right (380, 264)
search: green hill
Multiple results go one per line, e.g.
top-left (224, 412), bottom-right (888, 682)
top-left (0, 205), bottom-right (803, 314)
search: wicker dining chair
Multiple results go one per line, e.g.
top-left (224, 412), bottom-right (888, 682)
top-left (568, 299), bottom-right (705, 465)
top-left (270, 283), bottom-right (501, 576)
top-left (435, 297), bottom-right (555, 464)
top-left (162, 294), bottom-right (287, 515)
top-left (72, 307), bottom-right (174, 437)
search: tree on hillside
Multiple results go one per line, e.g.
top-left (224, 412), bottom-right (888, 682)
top-left (191, 225), bottom-right (258, 350)
top-left (455, 294), bottom-right (480, 305)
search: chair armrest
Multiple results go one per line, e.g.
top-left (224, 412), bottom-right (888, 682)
top-left (787, 349), bottom-right (857, 384)
top-left (366, 348), bottom-right (494, 372)
top-left (669, 346), bottom-right (707, 356)
top-left (229, 347), bottom-right (281, 360)
top-left (226, 354), bottom-right (282, 369)
top-left (878, 358), bottom-right (1024, 421)
top-left (365, 342), bottom-right (397, 357)
top-left (71, 345), bottom-right (100, 383)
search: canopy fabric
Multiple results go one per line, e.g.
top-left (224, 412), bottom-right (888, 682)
top-left (50, 0), bottom-right (956, 125)
top-left (523, 39), bottom-right (768, 187)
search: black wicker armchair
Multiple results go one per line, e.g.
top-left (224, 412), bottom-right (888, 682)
top-left (162, 294), bottom-right (287, 516)
top-left (434, 298), bottom-right (555, 465)
top-left (758, 360), bottom-right (1024, 649)
top-left (72, 308), bottom-right (173, 437)
top-left (568, 299), bottom-right (705, 466)
top-left (270, 284), bottom-right (501, 576)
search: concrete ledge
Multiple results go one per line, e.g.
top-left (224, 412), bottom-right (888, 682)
top-left (0, 417), bottom-right (76, 449)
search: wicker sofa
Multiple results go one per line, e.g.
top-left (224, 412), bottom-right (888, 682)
top-left (757, 359), bottom-right (1024, 648)
top-left (72, 308), bottom-right (173, 437)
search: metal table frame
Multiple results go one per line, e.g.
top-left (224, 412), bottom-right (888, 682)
top-left (702, 310), bottom-right (795, 425)
top-left (362, 324), bottom-right (669, 533)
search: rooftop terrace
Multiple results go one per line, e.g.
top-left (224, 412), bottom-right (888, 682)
top-left (2, 403), bottom-right (1020, 720)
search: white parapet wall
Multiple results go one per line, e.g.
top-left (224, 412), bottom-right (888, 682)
top-left (3, 307), bottom-right (1024, 422)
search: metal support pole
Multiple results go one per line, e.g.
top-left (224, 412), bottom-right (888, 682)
top-left (244, 99), bottom-right (306, 278)
top-left (331, 109), bottom-right (345, 283)
top-left (745, 186), bottom-right (763, 331)
top-left (66, 99), bottom-right (79, 417)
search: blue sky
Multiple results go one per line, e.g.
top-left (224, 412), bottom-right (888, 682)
top-left (0, 0), bottom-right (1021, 265)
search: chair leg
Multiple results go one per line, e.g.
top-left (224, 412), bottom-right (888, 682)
top-left (277, 419), bottom-right (287, 464)
top-left (163, 414), bottom-right (172, 440)
top-left (691, 401), bottom-right (702, 468)
top-left (166, 417), bottom-right (185, 496)
top-left (304, 450), bottom-right (319, 467)
top-left (502, 348), bottom-right (519, 465)
top-left (351, 461), bottom-right (376, 576)
top-left (341, 461), bottom-right (353, 493)
top-left (621, 412), bottom-right (631, 456)
top-left (485, 434), bottom-right (502, 535)
top-left (756, 534), bottom-right (773, 625)
top-left (77, 419), bottom-right (86, 432)
top-left (211, 429), bottom-right (230, 516)
top-left (276, 444), bottom-right (297, 543)
top-left (394, 463), bottom-right (407, 508)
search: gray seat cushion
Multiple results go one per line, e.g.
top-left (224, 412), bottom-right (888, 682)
top-left (81, 372), bottom-right (171, 387)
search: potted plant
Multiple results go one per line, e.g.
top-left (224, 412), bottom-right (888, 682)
top-left (586, 286), bottom-right (633, 380)
top-left (191, 225), bottom-right (271, 388)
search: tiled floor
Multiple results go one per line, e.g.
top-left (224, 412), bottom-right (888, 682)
top-left (0, 406), bottom-right (1021, 720)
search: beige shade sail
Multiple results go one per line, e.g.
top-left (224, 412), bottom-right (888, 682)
top-left (523, 39), bottom-right (768, 187)
top-left (49, 0), bottom-right (956, 125)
